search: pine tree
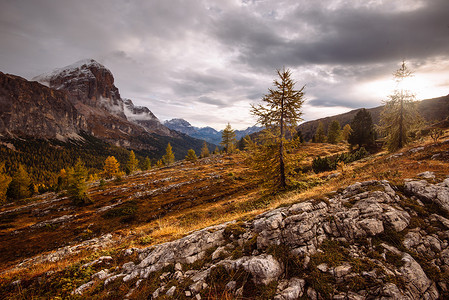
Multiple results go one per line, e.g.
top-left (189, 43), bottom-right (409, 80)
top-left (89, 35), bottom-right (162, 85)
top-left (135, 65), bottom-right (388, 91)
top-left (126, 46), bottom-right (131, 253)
top-left (6, 165), bottom-right (31, 200)
top-left (127, 150), bottom-right (139, 174)
top-left (220, 123), bottom-right (236, 154)
top-left (104, 156), bottom-right (120, 179)
top-left (348, 109), bottom-right (375, 149)
top-left (162, 143), bottom-right (175, 165)
top-left (250, 67), bottom-right (305, 189)
top-left (185, 149), bottom-right (198, 162)
top-left (379, 61), bottom-right (423, 152)
top-left (314, 121), bottom-right (327, 143)
top-left (342, 124), bottom-right (352, 141)
top-left (214, 146), bottom-right (220, 155)
top-left (200, 141), bottom-right (210, 158)
top-left (142, 157), bottom-right (152, 170)
top-left (327, 120), bottom-right (342, 144)
top-left (67, 159), bottom-right (91, 206)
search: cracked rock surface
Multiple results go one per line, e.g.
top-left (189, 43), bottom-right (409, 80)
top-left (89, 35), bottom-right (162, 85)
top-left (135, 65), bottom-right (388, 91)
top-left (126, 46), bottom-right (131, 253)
top-left (73, 178), bottom-right (449, 299)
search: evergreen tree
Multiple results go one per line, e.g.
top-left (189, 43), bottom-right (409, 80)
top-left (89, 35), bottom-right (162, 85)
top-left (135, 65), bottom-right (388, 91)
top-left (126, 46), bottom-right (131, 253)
top-left (104, 156), bottom-right (120, 179)
top-left (0, 163), bottom-right (12, 203)
top-left (142, 157), bottom-right (152, 170)
top-left (250, 67), bottom-right (305, 189)
top-left (162, 143), bottom-right (175, 165)
top-left (214, 146), bottom-right (220, 155)
top-left (6, 165), bottom-right (31, 200)
top-left (342, 124), bottom-right (352, 141)
top-left (185, 149), bottom-right (198, 162)
top-left (67, 159), bottom-right (91, 206)
top-left (220, 123), bottom-right (236, 154)
top-left (327, 120), bottom-right (342, 144)
top-left (314, 121), bottom-right (327, 143)
top-left (379, 61), bottom-right (423, 152)
top-left (348, 109), bottom-right (375, 149)
top-left (127, 150), bottom-right (139, 174)
top-left (200, 141), bottom-right (210, 158)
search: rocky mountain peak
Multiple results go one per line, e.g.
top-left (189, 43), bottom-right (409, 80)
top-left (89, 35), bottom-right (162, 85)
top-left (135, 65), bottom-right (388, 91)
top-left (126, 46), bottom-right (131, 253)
top-left (33, 59), bottom-right (125, 118)
top-left (164, 118), bottom-right (197, 135)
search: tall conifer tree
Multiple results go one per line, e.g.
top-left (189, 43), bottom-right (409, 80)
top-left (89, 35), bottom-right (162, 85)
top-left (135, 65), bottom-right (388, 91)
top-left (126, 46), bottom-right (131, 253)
top-left (250, 68), bottom-right (305, 189)
top-left (379, 61), bottom-right (422, 152)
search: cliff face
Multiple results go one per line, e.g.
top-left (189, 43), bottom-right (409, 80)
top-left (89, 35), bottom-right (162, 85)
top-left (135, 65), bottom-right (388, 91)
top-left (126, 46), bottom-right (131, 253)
top-left (33, 59), bottom-right (125, 118)
top-left (0, 72), bottom-right (86, 139)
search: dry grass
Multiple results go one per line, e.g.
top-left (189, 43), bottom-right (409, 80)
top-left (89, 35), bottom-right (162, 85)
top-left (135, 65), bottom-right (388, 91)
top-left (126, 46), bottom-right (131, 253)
top-left (1, 130), bottom-right (449, 298)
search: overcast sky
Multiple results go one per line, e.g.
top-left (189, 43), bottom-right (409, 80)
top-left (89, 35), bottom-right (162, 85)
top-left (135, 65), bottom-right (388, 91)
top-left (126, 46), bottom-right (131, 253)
top-left (1, 0), bottom-right (448, 130)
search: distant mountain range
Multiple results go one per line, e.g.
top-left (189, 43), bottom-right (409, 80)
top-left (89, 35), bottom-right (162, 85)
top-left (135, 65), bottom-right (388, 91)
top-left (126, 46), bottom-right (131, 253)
top-left (164, 118), bottom-right (262, 145)
top-left (297, 95), bottom-right (449, 141)
top-left (0, 59), bottom-right (211, 160)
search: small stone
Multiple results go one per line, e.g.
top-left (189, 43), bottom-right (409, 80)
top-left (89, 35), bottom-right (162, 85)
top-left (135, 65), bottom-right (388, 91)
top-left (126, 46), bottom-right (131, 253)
top-left (185, 290), bottom-right (192, 297)
top-left (303, 255), bottom-right (310, 269)
top-left (195, 294), bottom-right (202, 300)
top-left (166, 286), bottom-right (176, 297)
top-left (417, 171), bottom-right (435, 179)
top-left (175, 262), bottom-right (183, 271)
top-left (317, 263), bottom-right (328, 272)
top-left (334, 264), bottom-right (352, 278)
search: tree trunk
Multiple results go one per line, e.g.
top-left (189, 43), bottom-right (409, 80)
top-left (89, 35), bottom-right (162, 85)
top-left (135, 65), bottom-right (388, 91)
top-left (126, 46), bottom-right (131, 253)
top-left (279, 86), bottom-right (286, 189)
top-left (398, 95), bottom-right (404, 149)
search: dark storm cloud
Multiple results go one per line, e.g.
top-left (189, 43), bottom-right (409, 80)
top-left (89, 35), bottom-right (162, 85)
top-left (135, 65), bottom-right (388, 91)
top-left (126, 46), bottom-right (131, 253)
top-left (197, 96), bottom-right (228, 107)
top-left (211, 0), bottom-right (449, 71)
top-left (0, 0), bottom-right (448, 129)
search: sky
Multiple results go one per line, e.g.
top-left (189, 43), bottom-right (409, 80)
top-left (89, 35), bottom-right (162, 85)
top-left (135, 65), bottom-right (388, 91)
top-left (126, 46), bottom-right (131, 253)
top-left (1, 0), bottom-right (448, 130)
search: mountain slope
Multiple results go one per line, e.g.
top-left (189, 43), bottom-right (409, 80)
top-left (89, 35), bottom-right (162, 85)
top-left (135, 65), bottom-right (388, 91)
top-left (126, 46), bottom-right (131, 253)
top-left (1, 133), bottom-right (448, 299)
top-left (298, 95), bottom-right (449, 141)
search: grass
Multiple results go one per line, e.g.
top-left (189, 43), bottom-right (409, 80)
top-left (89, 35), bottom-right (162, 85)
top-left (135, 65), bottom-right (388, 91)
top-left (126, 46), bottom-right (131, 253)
top-left (1, 129), bottom-right (449, 298)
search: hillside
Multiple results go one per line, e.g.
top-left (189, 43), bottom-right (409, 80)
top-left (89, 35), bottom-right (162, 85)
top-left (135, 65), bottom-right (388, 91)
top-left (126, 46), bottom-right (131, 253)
top-left (1, 128), bottom-right (448, 299)
top-left (298, 95), bottom-right (449, 141)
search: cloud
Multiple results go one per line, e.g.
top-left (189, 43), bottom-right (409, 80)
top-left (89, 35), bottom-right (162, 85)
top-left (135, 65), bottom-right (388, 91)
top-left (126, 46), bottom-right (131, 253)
top-left (0, 0), bottom-right (448, 130)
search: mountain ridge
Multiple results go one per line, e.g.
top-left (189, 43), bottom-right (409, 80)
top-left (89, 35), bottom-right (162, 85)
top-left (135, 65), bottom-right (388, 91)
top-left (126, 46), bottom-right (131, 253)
top-left (164, 118), bottom-right (262, 145)
top-left (298, 95), bottom-right (449, 141)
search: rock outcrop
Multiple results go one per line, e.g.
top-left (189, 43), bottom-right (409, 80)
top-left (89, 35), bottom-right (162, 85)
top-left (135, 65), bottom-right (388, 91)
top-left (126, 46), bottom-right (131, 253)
top-left (33, 59), bottom-right (125, 118)
top-left (73, 177), bottom-right (449, 299)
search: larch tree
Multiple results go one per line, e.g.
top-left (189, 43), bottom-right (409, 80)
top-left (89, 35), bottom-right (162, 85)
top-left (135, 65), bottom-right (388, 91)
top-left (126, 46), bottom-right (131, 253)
top-left (162, 143), bottom-right (175, 165)
top-left (220, 123), bottom-right (236, 154)
top-left (127, 150), bottom-right (139, 174)
top-left (6, 165), bottom-right (31, 200)
top-left (185, 149), bottom-right (198, 162)
top-left (142, 157), bottom-right (152, 170)
top-left (314, 121), bottom-right (327, 143)
top-left (68, 158), bottom-right (91, 206)
top-left (0, 163), bottom-right (12, 203)
top-left (250, 67), bottom-right (305, 190)
top-left (104, 156), bottom-right (120, 179)
top-left (200, 141), bottom-right (210, 158)
top-left (379, 61), bottom-right (423, 152)
top-left (327, 120), bottom-right (342, 144)
top-left (342, 124), bottom-right (352, 141)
